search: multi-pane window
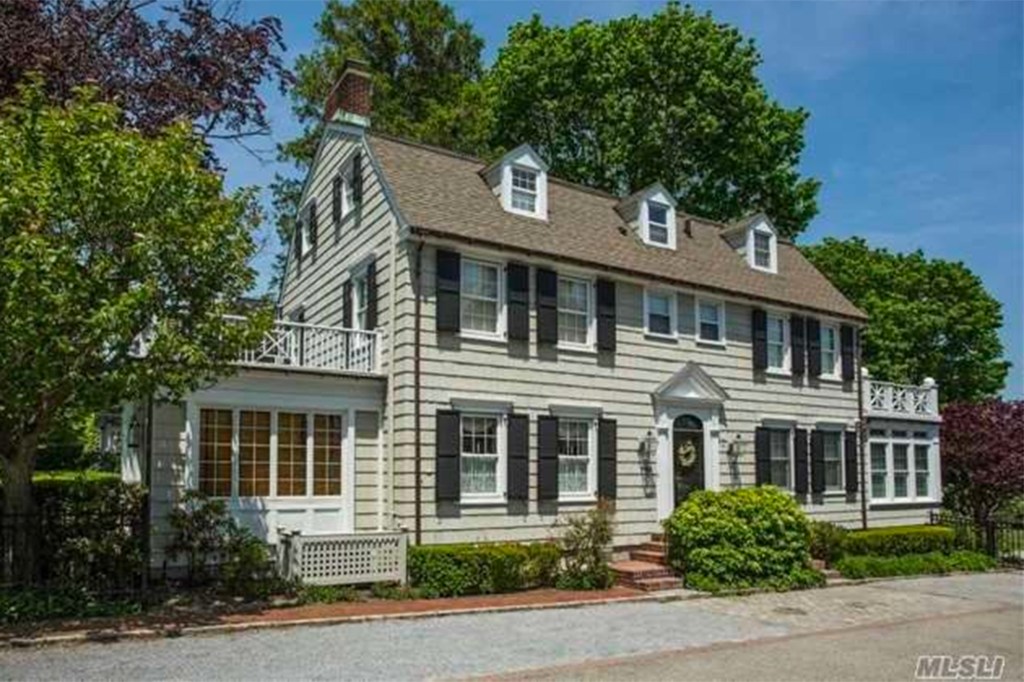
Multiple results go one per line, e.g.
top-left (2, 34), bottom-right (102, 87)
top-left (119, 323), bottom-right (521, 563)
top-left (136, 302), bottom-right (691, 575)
top-left (353, 273), bottom-right (369, 331)
top-left (277, 412), bottom-right (307, 496)
top-left (460, 415), bottom-right (500, 496)
top-left (342, 167), bottom-right (355, 218)
top-left (646, 291), bottom-right (674, 336)
top-left (914, 443), bottom-right (930, 498)
top-left (754, 232), bottom-right (772, 269)
top-left (313, 414), bottom-right (343, 496)
top-left (870, 441), bottom-right (888, 499)
top-left (461, 259), bottom-right (500, 335)
top-left (510, 167), bottom-right (538, 213)
top-left (892, 443), bottom-right (909, 498)
top-left (238, 411), bottom-right (271, 497)
top-left (821, 325), bottom-right (838, 375)
top-left (647, 202), bottom-right (670, 245)
top-left (199, 409), bottom-right (233, 497)
top-left (698, 300), bottom-right (723, 343)
top-left (767, 314), bottom-right (787, 370)
top-left (558, 419), bottom-right (592, 496)
top-left (869, 428), bottom-right (935, 502)
top-left (558, 276), bottom-right (591, 346)
top-left (768, 428), bottom-right (791, 489)
top-left (822, 431), bottom-right (843, 491)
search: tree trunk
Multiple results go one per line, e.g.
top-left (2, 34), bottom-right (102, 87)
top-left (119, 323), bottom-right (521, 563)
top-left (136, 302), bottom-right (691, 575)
top-left (1, 438), bottom-right (39, 585)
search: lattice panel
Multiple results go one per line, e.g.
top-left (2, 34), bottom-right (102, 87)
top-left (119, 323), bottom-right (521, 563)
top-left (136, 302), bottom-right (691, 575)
top-left (281, 532), bottom-right (407, 586)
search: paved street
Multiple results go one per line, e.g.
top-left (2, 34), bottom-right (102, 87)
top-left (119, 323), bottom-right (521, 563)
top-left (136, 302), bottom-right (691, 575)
top-left (1, 573), bottom-right (1021, 681)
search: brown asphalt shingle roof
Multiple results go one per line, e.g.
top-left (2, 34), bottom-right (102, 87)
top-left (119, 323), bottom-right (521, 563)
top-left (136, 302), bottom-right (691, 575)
top-left (368, 134), bottom-right (866, 321)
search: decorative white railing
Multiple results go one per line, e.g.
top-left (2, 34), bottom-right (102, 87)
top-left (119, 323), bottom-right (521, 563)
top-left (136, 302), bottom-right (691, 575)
top-left (278, 530), bottom-right (407, 585)
top-left (866, 378), bottom-right (940, 420)
top-left (228, 317), bottom-right (381, 375)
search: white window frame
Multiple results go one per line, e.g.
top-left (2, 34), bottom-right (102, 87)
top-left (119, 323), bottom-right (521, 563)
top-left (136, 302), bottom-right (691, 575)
top-left (556, 416), bottom-right (598, 502)
top-left (868, 428), bottom-right (938, 504)
top-left (820, 428), bottom-right (845, 493)
top-left (459, 411), bottom-right (507, 505)
top-left (641, 198), bottom-right (677, 250)
top-left (747, 223), bottom-right (778, 274)
top-left (557, 274), bottom-right (596, 351)
top-left (695, 297), bottom-right (726, 346)
top-left (351, 271), bottom-right (369, 331)
top-left (341, 163), bottom-right (355, 220)
top-left (820, 323), bottom-right (840, 378)
top-left (298, 218), bottom-right (311, 258)
top-left (459, 257), bottom-right (506, 341)
top-left (766, 425), bottom-right (793, 491)
top-left (509, 166), bottom-right (539, 216)
top-left (644, 288), bottom-right (677, 338)
top-left (766, 312), bottom-right (790, 373)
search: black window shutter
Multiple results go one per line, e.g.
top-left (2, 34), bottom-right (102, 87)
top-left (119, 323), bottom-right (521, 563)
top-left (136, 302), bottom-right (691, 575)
top-left (365, 258), bottom-right (378, 330)
top-left (840, 325), bottom-right (856, 381)
top-left (507, 263), bottom-right (530, 341)
top-left (535, 268), bottom-right (558, 345)
top-left (351, 151), bottom-right (363, 204)
top-left (436, 410), bottom-right (460, 502)
top-left (308, 200), bottom-right (318, 254)
top-left (810, 430), bottom-right (826, 494)
top-left (436, 249), bottom-right (461, 333)
top-left (754, 427), bottom-right (770, 485)
top-left (806, 318), bottom-right (822, 377)
top-left (596, 279), bottom-right (616, 352)
top-left (752, 308), bottom-right (768, 370)
top-left (794, 428), bottom-right (809, 495)
top-left (598, 418), bottom-right (617, 499)
top-left (844, 431), bottom-right (859, 494)
top-left (342, 280), bottom-right (353, 328)
top-left (332, 174), bottom-right (342, 227)
top-left (537, 415), bottom-right (558, 500)
top-left (507, 414), bottom-right (529, 501)
top-left (791, 315), bottom-right (806, 376)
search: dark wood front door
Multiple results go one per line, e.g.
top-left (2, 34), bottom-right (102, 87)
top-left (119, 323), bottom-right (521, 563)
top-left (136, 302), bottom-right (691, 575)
top-left (673, 415), bottom-right (704, 506)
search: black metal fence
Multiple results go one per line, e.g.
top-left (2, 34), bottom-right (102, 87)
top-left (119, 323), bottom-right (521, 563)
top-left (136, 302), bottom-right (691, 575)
top-left (930, 510), bottom-right (1024, 565)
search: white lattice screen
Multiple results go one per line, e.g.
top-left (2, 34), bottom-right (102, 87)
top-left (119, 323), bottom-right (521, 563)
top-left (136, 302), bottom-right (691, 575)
top-left (280, 531), bottom-right (407, 585)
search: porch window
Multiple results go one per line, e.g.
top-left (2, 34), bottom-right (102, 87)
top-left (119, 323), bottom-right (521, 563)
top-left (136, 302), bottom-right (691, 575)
top-left (822, 431), bottom-right (843, 491)
top-left (558, 419), bottom-right (593, 497)
top-left (870, 442), bottom-right (888, 499)
top-left (767, 428), bottom-right (791, 489)
top-left (869, 428), bottom-right (935, 502)
top-left (460, 415), bottom-right (500, 496)
top-left (199, 409), bottom-right (233, 497)
top-left (558, 276), bottom-right (592, 347)
top-left (238, 410), bottom-right (271, 497)
top-left (277, 412), bottom-right (308, 496)
top-left (314, 414), bottom-right (343, 495)
top-left (914, 443), bottom-right (930, 498)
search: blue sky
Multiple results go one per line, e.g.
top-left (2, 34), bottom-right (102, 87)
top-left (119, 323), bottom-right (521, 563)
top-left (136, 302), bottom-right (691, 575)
top-left (213, 1), bottom-right (1023, 398)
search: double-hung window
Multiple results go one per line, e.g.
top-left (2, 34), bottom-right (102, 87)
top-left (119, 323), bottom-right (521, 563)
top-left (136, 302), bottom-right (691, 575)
top-left (645, 290), bottom-right (675, 336)
top-left (353, 272), bottom-right (369, 331)
top-left (558, 419), bottom-right (594, 498)
top-left (647, 202), bottom-right (670, 246)
top-left (697, 299), bottom-right (724, 344)
top-left (510, 167), bottom-right (538, 214)
top-left (754, 232), bottom-right (772, 269)
top-left (768, 428), bottom-right (791, 489)
top-left (767, 314), bottom-right (788, 371)
top-left (822, 431), bottom-right (843, 491)
top-left (821, 324), bottom-right (839, 376)
top-left (461, 259), bottom-right (502, 336)
top-left (869, 428), bottom-right (936, 502)
top-left (460, 414), bottom-right (502, 498)
top-left (558, 276), bottom-right (592, 347)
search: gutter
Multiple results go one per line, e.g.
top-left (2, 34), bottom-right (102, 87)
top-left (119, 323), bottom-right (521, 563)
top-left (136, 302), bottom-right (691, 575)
top-left (384, 217), bottom-right (399, 531)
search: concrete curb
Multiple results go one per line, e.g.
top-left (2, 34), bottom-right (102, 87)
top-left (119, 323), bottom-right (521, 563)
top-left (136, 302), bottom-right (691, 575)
top-left (1, 589), bottom-right (707, 649)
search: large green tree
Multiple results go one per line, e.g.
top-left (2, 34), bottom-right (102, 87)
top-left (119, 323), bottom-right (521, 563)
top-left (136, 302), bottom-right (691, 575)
top-left (485, 3), bottom-right (820, 238)
top-left (802, 237), bottom-right (1010, 403)
top-left (0, 82), bottom-right (269, 576)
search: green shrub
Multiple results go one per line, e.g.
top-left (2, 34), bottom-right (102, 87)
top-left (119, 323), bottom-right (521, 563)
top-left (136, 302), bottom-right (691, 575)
top-left (836, 551), bottom-right (996, 579)
top-left (664, 487), bottom-right (823, 593)
top-left (369, 582), bottom-right (422, 600)
top-left (843, 525), bottom-right (956, 557)
top-left (298, 584), bottom-right (363, 605)
top-left (408, 541), bottom-right (560, 598)
top-left (0, 587), bottom-right (142, 626)
top-left (555, 502), bottom-right (615, 590)
top-left (808, 520), bottom-right (848, 565)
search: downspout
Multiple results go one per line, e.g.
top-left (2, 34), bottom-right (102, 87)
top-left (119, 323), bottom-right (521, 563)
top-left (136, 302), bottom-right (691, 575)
top-left (384, 217), bottom-right (398, 531)
top-left (413, 240), bottom-right (424, 546)
top-left (856, 327), bottom-right (868, 530)
top-left (142, 394), bottom-right (154, 589)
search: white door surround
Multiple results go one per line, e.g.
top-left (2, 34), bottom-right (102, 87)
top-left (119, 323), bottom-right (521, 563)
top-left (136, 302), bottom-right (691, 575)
top-left (651, 362), bottom-right (728, 520)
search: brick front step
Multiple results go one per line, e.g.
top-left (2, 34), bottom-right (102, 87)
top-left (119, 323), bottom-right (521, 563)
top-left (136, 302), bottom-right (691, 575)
top-left (629, 549), bottom-right (667, 565)
top-left (639, 541), bottom-right (667, 553)
top-left (623, 575), bottom-right (684, 591)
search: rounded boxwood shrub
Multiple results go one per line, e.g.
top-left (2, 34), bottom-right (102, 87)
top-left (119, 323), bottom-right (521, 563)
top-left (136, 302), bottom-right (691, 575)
top-left (664, 487), bottom-right (824, 592)
top-left (842, 525), bottom-right (956, 557)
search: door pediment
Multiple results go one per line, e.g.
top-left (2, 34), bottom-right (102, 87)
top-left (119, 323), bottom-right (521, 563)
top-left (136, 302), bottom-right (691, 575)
top-left (652, 362), bottom-right (729, 405)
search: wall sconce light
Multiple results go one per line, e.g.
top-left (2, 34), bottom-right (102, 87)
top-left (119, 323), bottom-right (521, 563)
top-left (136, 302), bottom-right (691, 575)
top-left (727, 434), bottom-right (742, 458)
top-left (127, 413), bottom-right (141, 451)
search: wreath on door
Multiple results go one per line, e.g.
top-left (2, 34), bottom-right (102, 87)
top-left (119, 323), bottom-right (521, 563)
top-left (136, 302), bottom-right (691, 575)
top-left (675, 440), bottom-right (697, 468)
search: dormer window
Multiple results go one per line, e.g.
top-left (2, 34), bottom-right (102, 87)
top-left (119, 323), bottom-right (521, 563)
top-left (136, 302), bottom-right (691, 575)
top-left (647, 202), bottom-right (670, 245)
top-left (743, 216), bottom-right (778, 273)
top-left (624, 183), bottom-right (677, 250)
top-left (511, 167), bottom-right (538, 213)
top-left (754, 231), bottom-right (772, 269)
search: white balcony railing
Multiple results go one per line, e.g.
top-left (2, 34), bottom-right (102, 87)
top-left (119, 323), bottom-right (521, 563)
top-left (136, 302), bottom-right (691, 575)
top-left (229, 317), bottom-right (381, 375)
top-left (866, 378), bottom-right (940, 421)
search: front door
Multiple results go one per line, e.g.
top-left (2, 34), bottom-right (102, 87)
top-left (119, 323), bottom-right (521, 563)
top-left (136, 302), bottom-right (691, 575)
top-left (673, 415), bottom-right (704, 506)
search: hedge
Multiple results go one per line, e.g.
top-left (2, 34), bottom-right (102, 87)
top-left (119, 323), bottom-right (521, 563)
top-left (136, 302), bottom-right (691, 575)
top-left (836, 551), bottom-right (995, 579)
top-left (664, 487), bottom-right (824, 593)
top-left (842, 525), bottom-right (956, 557)
top-left (408, 542), bottom-right (560, 598)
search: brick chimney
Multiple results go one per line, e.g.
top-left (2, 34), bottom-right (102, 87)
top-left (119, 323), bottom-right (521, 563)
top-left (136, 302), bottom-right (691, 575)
top-left (324, 59), bottom-right (373, 126)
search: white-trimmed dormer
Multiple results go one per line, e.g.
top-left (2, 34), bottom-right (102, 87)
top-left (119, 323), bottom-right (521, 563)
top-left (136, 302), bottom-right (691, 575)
top-left (725, 213), bottom-right (779, 274)
top-left (616, 183), bottom-right (677, 250)
top-left (482, 144), bottom-right (548, 221)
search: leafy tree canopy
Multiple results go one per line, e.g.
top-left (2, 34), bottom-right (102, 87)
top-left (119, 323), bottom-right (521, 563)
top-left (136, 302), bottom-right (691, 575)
top-left (0, 0), bottom-right (289, 153)
top-left (802, 237), bottom-right (1010, 403)
top-left (0, 82), bottom-right (270, 527)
